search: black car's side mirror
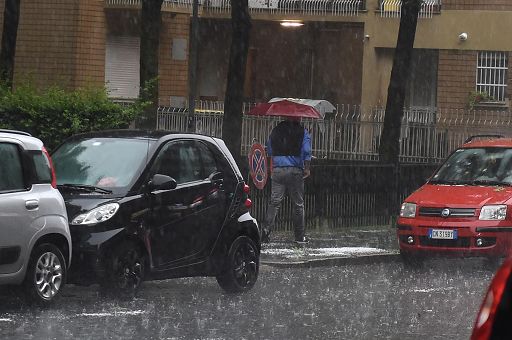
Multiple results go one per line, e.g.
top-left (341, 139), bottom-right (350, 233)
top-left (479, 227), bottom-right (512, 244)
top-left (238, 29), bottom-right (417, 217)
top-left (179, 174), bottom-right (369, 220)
top-left (208, 171), bottom-right (224, 188)
top-left (148, 174), bottom-right (177, 192)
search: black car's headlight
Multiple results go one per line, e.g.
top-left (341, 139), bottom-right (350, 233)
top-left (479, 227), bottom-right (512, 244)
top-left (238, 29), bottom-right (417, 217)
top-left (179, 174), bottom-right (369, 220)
top-left (71, 203), bottom-right (120, 225)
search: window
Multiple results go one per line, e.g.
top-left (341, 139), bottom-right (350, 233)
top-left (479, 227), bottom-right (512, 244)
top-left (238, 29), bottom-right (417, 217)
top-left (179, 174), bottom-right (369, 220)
top-left (178, 142), bottom-right (202, 183)
top-left (196, 142), bottom-right (219, 178)
top-left (152, 141), bottom-right (203, 184)
top-left (105, 35), bottom-right (140, 99)
top-left (52, 138), bottom-right (152, 189)
top-left (405, 49), bottom-right (438, 112)
top-left (31, 151), bottom-right (52, 184)
top-left (0, 143), bottom-right (24, 192)
top-left (431, 148), bottom-right (512, 185)
top-left (476, 51), bottom-right (508, 102)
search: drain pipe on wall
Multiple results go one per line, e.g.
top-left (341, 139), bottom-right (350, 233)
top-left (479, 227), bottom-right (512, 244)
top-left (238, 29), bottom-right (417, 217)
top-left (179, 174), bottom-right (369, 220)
top-left (187, 0), bottom-right (199, 132)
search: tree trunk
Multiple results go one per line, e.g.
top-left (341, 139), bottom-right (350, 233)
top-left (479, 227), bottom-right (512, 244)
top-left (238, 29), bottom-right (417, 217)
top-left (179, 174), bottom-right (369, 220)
top-left (378, 0), bottom-right (422, 165)
top-left (139, 0), bottom-right (164, 128)
top-left (222, 0), bottom-right (251, 169)
top-left (0, 0), bottom-right (21, 89)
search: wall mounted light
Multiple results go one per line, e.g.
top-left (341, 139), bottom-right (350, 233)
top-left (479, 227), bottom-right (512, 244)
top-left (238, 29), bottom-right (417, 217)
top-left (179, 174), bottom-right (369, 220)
top-left (280, 20), bottom-right (304, 28)
top-left (459, 32), bottom-right (468, 41)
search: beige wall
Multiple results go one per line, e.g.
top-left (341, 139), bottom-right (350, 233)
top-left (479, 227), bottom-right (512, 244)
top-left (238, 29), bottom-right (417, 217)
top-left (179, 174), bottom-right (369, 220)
top-left (369, 11), bottom-right (512, 51)
top-left (360, 8), bottom-right (512, 109)
top-left (159, 13), bottom-right (190, 106)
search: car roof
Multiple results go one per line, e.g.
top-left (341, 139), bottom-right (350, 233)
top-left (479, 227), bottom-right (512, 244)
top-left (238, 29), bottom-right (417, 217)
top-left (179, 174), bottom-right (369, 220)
top-left (68, 129), bottom-right (178, 140)
top-left (0, 129), bottom-right (43, 150)
top-left (462, 138), bottom-right (512, 148)
top-left (65, 129), bottom-right (222, 140)
top-left (62, 129), bottom-right (243, 179)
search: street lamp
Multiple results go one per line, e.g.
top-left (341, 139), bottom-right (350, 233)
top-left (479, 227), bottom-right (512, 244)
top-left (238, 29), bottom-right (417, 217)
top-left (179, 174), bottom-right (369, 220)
top-left (280, 20), bottom-right (304, 28)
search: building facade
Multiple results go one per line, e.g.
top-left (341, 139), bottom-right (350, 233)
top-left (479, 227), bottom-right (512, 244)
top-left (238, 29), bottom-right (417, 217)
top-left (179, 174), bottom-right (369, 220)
top-left (1, 0), bottom-right (512, 115)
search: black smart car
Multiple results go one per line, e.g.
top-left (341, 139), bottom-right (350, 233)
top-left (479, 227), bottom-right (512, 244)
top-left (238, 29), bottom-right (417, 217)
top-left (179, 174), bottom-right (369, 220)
top-left (51, 130), bottom-right (260, 295)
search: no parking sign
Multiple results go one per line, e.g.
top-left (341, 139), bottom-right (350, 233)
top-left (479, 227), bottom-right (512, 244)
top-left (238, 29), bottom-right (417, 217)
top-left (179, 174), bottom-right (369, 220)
top-left (248, 143), bottom-right (268, 190)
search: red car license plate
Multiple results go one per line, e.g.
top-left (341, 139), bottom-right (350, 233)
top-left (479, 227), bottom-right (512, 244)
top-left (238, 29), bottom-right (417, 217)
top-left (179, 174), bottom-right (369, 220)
top-left (428, 229), bottom-right (458, 240)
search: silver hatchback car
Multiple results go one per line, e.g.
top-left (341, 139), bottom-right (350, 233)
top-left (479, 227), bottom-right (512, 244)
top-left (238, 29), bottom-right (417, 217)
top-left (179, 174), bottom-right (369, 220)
top-left (0, 129), bottom-right (71, 305)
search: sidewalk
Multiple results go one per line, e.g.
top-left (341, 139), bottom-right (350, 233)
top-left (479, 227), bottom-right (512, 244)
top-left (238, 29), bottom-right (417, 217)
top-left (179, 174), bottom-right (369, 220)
top-left (260, 226), bottom-right (401, 267)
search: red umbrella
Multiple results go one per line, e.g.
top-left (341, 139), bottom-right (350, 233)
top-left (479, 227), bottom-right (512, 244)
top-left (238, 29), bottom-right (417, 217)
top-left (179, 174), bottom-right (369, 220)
top-left (247, 99), bottom-right (324, 119)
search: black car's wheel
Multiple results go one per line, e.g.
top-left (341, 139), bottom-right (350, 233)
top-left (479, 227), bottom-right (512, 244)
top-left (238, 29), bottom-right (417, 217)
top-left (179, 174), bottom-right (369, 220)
top-left (400, 250), bottom-right (424, 268)
top-left (216, 236), bottom-right (259, 293)
top-left (101, 241), bottom-right (145, 298)
top-left (24, 243), bottom-right (66, 306)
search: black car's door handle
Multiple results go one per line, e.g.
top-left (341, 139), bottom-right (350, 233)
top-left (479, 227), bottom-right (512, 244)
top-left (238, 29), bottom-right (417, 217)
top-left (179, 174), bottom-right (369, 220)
top-left (167, 204), bottom-right (189, 211)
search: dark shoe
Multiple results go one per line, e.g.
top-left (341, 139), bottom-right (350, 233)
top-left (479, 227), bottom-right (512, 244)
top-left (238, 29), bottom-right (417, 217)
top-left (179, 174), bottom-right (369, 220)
top-left (294, 236), bottom-right (309, 245)
top-left (261, 228), bottom-right (271, 243)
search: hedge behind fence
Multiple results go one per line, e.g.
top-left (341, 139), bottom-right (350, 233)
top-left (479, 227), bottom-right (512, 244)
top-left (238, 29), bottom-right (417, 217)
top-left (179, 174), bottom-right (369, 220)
top-left (0, 84), bottom-right (147, 150)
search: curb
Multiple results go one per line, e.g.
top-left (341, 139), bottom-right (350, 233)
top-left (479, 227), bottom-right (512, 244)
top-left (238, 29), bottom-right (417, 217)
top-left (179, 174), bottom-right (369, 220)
top-left (260, 251), bottom-right (401, 268)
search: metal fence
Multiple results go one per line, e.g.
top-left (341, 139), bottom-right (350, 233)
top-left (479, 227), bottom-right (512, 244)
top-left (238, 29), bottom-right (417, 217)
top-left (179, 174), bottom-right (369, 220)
top-left (156, 103), bottom-right (512, 230)
top-left (157, 104), bottom-right (512, 164)
top-left (248, 162), bottom-right (436, 230)
top-left (105, 0), bottom-right (366, 16)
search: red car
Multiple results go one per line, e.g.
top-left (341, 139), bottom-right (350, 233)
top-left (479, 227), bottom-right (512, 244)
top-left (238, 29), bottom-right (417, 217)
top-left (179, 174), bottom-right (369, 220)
top-left (398, 135), bottom-right (512, 262)
top-left (471, 256), bottom-right (512, 339)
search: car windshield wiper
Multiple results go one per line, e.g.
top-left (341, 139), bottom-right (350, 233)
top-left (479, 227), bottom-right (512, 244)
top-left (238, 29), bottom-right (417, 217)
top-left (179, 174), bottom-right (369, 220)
top-left (57, 183), bottom-right (113, 194)
top-left (428, 179), bottom-right (465, 185)
top-left (470, 180), bottom-right (512, 187)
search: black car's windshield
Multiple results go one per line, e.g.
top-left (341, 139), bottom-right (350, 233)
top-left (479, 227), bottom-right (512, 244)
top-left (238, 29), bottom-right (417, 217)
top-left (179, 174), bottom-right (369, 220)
top-left (430, 147), bottom-right (512, 186)
top-left (52, 137), bottom-right (153, 191)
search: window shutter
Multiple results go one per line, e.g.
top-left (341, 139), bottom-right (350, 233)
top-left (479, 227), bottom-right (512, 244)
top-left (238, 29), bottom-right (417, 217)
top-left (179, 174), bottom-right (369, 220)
top-left (105, 35), bottom-right (140, 99)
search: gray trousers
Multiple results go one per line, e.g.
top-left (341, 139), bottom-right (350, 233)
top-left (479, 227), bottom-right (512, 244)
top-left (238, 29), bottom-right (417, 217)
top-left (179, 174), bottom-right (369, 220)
top-left (263, 167), bottom-right (305, 240)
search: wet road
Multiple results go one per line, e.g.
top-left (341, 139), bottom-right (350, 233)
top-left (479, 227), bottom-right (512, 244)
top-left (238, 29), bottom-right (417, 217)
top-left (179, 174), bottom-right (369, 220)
top-left (0, 258), bottom-right (496, 339)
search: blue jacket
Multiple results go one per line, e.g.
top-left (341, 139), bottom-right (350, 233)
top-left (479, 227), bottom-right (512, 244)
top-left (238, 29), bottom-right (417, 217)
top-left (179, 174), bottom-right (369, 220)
top-left (267, 128), bottom-right (312, 169)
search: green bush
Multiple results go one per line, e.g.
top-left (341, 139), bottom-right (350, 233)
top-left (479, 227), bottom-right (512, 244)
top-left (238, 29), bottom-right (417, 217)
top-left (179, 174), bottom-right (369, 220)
top-left (0, 83), bottom-right (149, 150)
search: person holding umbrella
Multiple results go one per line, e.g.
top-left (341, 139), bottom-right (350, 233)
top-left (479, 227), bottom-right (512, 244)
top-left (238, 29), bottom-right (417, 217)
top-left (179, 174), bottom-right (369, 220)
top-left (248, 98), bottom-right (333, 244)
top-left (261, 116), bottom-right (312, 244)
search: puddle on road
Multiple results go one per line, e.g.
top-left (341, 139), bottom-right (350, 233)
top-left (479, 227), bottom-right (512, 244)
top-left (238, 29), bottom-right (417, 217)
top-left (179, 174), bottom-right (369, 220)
top-left (76, 310), bottom-right (147, 317)
top-left (261, 247), bottom-right (389, 259)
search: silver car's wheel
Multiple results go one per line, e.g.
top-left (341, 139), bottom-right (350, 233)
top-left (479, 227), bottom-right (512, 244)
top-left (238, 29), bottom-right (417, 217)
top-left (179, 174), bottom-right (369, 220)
top-left (35, 252), bottom-right (63, 299)
top-left (24, 243), bottom-right (67, 305)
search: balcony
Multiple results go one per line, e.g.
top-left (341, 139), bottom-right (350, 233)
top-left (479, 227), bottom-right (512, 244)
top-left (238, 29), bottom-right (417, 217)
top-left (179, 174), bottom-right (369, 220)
top-left (379, 0), bottom-right (441, 19)
top-left (105, 0), bottom-right (366, 17)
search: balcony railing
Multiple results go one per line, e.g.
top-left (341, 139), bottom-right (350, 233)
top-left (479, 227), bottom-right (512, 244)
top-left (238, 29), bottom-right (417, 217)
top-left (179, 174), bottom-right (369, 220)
top-left (105, 0), bottom-right (366, 17)
top-left (379, 0), bottom-right (441, 19)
